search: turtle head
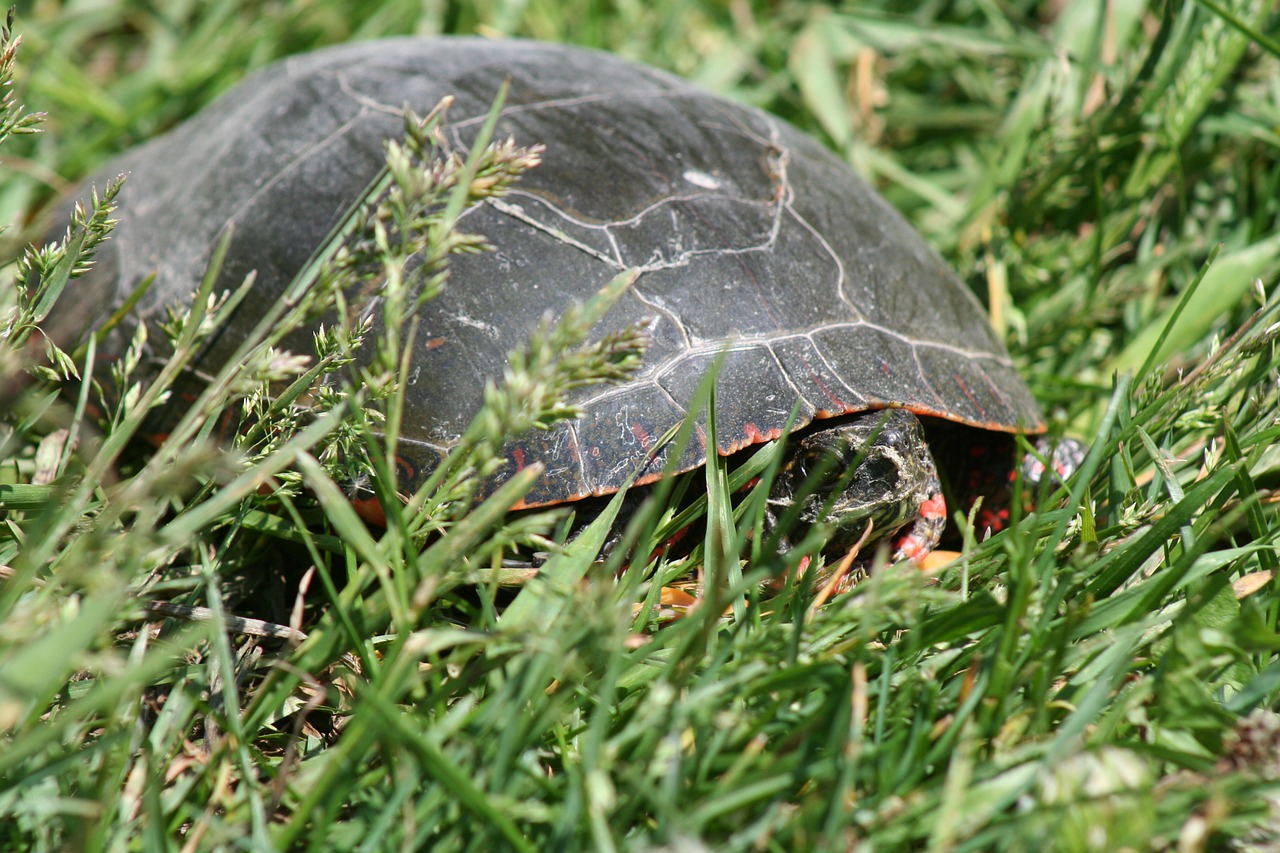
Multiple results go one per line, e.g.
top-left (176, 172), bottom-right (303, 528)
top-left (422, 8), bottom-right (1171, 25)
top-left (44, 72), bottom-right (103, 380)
top-left (770, 408), bottom-right (941, 558)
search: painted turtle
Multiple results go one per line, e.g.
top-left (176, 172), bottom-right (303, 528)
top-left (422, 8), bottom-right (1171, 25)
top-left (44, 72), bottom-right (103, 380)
top-left (50, 38), bottom-right (1067, 561)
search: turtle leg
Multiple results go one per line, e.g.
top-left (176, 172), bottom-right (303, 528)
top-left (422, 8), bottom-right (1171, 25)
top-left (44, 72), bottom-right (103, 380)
top-left (891, 458), bottom-right (945, 563)
top-left (978, 435), bottom-right (1086, 534)
top-left (1023, 436), bottom-right (1087, 485)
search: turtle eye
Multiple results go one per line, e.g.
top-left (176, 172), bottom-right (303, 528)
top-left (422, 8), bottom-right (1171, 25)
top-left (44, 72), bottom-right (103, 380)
top-left (795, 447), bottom-right (847, 494)
top-left (854, 453), bottom-right (900, 492)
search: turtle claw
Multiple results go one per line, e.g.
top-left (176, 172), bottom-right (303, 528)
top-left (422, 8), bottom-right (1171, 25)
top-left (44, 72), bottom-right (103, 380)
top-left (891, 486), bottom-right (946, 564)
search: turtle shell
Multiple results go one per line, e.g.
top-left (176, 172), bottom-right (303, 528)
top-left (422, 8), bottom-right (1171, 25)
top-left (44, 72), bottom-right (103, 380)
top-left (50, 37), bottom-right (1045, 507)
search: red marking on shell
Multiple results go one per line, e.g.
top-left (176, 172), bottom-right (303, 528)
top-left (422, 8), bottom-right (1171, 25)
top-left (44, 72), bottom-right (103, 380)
top-left (951, 373), bottom-right (986, 421)
top-left (809, 371), bottom-right (848, 412)
top-left (353, 497), bottom-right (386, 526)
top-left (743, 421), bottom-right (783, 443)
top-left (394, 454), bottom-right (416, 480)
top-left (512, 447), bottom-right (526, 470)
top-left (630, 421), bottom-right (652, 450)
top-left (509, 396), bottom-right (1044, 511)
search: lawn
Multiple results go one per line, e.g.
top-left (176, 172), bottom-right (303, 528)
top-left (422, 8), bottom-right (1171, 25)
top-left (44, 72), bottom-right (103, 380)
top-left (3, 0), bottom-right (1280, 850)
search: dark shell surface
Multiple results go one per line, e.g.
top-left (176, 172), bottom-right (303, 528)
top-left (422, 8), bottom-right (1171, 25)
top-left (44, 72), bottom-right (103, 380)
top-left (52, 37), bottom-right (1045, 507)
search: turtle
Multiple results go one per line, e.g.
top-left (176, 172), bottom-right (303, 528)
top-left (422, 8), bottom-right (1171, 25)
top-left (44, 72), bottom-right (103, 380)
top-left (48, 37), bottom-right (1073, 563)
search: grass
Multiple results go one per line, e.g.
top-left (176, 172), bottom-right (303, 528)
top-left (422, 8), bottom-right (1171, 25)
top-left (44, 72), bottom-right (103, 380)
top-left (4, 0), bottom-right (1280, 849)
